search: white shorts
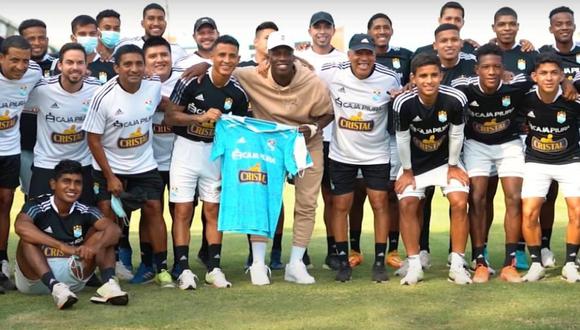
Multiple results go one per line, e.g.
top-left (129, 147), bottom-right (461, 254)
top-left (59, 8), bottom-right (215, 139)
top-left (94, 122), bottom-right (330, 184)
top-left (169, 136), bottom-right (221, 203)
top-left (389, 137), bottom-right (400, 181)
top-left (15, 257), bottom-right (89, 294)
top-left (396, 163), bottom-right (469, 200)
top-left (521, 162), bottom-right (580, 198)
top-left (463, 139), bottom-right (524, 178)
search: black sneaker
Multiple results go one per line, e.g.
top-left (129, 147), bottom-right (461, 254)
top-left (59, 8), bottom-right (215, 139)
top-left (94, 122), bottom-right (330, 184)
top-left (372, 263), bottom-right (389, 283)
top-left (0, 272), bottom-right (15, 291)
top-left (323, 254), bottom-right (340, 270)
top-left (197, 249), bottom-right (209, 267)
top-left (335, 262), bottom-right (352, 282)
top-left (85, 273), bottom-right (102, 287)
top-left (302, 250), bottom-right (313, 269)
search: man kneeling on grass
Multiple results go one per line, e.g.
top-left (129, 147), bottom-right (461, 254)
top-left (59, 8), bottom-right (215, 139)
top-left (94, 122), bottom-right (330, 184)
top-left (14, 160), bottom-right (128, 309)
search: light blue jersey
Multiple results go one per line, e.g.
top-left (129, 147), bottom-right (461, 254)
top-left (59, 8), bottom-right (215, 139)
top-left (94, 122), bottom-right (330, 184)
top-left (212, 115), bottom-right (311, 238)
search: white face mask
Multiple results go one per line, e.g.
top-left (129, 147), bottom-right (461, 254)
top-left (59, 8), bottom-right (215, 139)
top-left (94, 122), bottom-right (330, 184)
top-left (76, 36), bottom-right (98, 54)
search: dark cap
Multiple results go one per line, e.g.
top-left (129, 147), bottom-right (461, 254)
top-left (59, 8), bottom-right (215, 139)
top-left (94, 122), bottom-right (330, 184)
top-left (348, 33), bottom-right (375, 52)
top-left (310, 11), bottom-right (334, 26)
top-left (194, 17), bottom-right (217, 32)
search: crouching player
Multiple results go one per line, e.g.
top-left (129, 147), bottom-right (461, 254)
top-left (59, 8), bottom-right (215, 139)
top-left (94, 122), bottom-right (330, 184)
top-left (14, 160), bottom-right (128, 309)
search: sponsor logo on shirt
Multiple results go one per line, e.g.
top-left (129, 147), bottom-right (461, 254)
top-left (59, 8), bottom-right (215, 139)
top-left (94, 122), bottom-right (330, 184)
top-left (0, 110), bottom-right (18, 130)
top-left (413, 134), bottom-right (446, 152)
top-left (45, 113), bottom-right (86, 124)
top-left (187, 121), bottom-right (215, 138)
top-left (238, 162), bottom-right (268, 184)
top-left (338, 112), bottom-right (374, 131)
top-left (531, 134), bottom-right (567, 153)
top-left (42, 246), bottom-right (66, 258)
top-left (153, 120), bottom-right (173, 134)
top-left (52, 125), bottom-right (85, 144)
top-left (473, 118), bottom-right (510, 134)
top-left (117, 127), bottom-right (149, 148)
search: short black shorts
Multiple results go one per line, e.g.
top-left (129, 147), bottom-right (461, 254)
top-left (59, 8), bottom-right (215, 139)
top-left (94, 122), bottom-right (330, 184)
top-left (29, 165), bottom-right (96, 206)
top-left (321, 141), bottom-right (331, 189)
top-left (0, 154), bottom-right (21, 189)
top-left (329, 159), bottom-right (390, 195)
top-left (92, 169), bottom-right (163, 202)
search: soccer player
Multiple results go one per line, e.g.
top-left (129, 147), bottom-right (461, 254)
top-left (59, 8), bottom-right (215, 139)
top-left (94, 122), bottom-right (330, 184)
top-left (82, 44), bottom-right (172, 287)
top-left (116, 3), bottom-right (186, 65)
top-left (519, 53), bottom-right (580, 283)
top-left (17, 19), bottom-right (55, 200)
top-left (394, 53), bottom-right (471, 285)
top-left (175, 17), bottom-right (218, 69)
top-left (96, 9), bottom-right (122, 74)
top-left (14, 160), bottom-right (127, 309)
top-left (320, 33), bottom-right (400, 282)
top-left (26, 43), bottom-right (101, 205)
top-left (367, 12), bottom-right (413, 269)
top-left (166, 35), bottom-right (248, 289)
top-left (296, 11), bottom-right (347, 270)
top-left (0, 35), bottom-right (42, 289)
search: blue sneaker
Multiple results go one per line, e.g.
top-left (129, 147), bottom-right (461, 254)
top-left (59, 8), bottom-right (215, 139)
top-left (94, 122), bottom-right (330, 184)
top-left (130, 263), bottom-right (155, 284)
top-left (515, 250), bottom-right (529, 270)
top-left (118, 247), bottom-right (133, 272)
top-left (269, 249), bottom-right (284, 270)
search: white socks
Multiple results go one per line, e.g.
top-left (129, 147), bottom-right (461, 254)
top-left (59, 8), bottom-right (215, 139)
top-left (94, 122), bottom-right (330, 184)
top-left (251, 242), bottom-right (267, 265)
top-left (408, 254), bottom-right (421, 269)
top-left (289, 246), bottom-right (306, 265)
top-left (450, 252), bottom-right (465, 269)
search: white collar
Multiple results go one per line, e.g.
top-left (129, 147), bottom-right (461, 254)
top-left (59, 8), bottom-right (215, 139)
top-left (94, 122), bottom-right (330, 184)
top-left (50, 195), bottom-right (76, 215)
top-left (535, 85), bottom-right (562, 103)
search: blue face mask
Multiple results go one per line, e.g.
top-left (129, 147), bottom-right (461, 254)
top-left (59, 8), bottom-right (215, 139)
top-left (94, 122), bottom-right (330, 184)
top-left (110, 195), bottom-right (127, 218)
top-left (76, 36), bottom-right (98, 54)
top-left (100, 30), bottom-right (121, 49)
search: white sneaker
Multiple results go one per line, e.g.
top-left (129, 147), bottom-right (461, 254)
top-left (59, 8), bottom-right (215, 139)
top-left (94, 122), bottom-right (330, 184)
top-left (248, 263), bottom-right (271, 286)
top-left (90, 277), bottom-right (128, 305)
top-left (541, 248), bottom-right (556, 268)
top-left (177, 269), bottom-right (198, 290)
top-left (394, 259), bottom-right (409, 277)
top-left (400, 263), bottom-right (423, 285)
top-left (51, 282), bottom-right (78, 309)
top-left (115, 261), bottom-right (134, 281)
top-left (561, 262), bottom-right (580, 283)
top-left (449, 266), bottom-right (473, 285)
top-left (522, 262), bottom-right (546, 282)
top-left (284, 262), bottom-right (315, 284)
top-left (419, 250), bottom-right (431, 269)
top-left (205, 268), bottom-right (232, 288)
top-left (1, 260), bottom-right (10, 278)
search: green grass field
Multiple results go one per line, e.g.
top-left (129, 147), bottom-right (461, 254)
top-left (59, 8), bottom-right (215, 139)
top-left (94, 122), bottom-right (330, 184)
top-left (0, 187), bottom-right (577, 330)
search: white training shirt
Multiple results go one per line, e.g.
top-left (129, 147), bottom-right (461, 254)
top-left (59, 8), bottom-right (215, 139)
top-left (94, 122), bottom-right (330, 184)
top-left (152, 68), bottom-right (182, 171)
top-left (82, 76), bottom-right (162, 175)
top-left (27, 76), bottom-right (101, 168)
top-left (115, 36), bottom-right (187, 65)
top-left (319, 62), bottom-right (401, 165)
top-left (295, 48), bottom-right (348, 142)
top-left (0, 61), bottom-right (42, 156)
top-left (174, 52), bottom-right (213, 71)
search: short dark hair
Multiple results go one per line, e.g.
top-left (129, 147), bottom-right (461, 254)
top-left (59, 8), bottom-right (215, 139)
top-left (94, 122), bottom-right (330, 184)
top-left (96, 9), bottom-right (121, 25)
top-left (549, 6), bottom-right (574, 20)
top-left (115, 44), bottom-right (144, 65)
top-left (255, 21), bottom-right (278, 35)
top-left (0, 35), bottom-right (31, 55)
top-left (494, 7), bottom-right (518, 22)
top-left (18, 19), bottom-right (47, 35)
top-left (143, 3), bottom-right (165, 18)
top-left (53, 160), bottom-right (83, 180)
top-left (434, 23), bottom-right (459, 37)
top-left (71, 15), bottom-right (97, 34)
top-left (367, 13), bottom-right (393, 30)
top-left (411, 53), bottom-right (441, 74)
top-left (143, 36), bottom-right (171, 54)
top-left (475, 43), bottom-right (503, 62)
top-left (214, 35), bottom-right (239, 51)
top-left (534, 53), bottom-right (563, 71)
top-left (58, 43), bottom-right (86, 62)
top-left (440, 1), bottom-right (465, 18)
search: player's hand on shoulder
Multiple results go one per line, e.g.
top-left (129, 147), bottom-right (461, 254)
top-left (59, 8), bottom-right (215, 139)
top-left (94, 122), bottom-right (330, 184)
top-left (502, 71), bottom-right (515, 83)
top-left (463, 38), bottom-right (481, 49)
top-left (519, 39), bottom-right (536, 52)
top-left (257, 58), bottom-right (270, 78)
top-left (181, 62), bottom-right (211, 81)
top-left (395, 170), bottom-right (415, 194)
top-left (561, 79), bottom-right (578, 101)
top-left (388, 88), bottom-right (404, 99)
top-left (447, 165), bottom-right (469, 186)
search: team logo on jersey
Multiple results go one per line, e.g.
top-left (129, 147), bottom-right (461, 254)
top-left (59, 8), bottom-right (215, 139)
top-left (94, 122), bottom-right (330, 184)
top-left (239, 162), bottom-right (268, 184)
top-left (19, 85), bottom-right (28, 96)
top-left (502, 96), bottom-right (511, 107)
top-left (413, 134), bottom-right (445, 152)
top-left (195, 94), bottom-right (205, 101)
top-left (224, 98), bottom-right (233, 111)
top-left (392, 58), bottom-right (401, 69)
top-left (338, 112), bottom-right (374, 131)
top-left (170, 186), bottom-right (179, 198)
top-left (437, 110), bottom-right (447, 123)
top-left (43, 70), bottom-right (51, 78)
top-left (187, 120), bottom-right (215, 138)
top-left (99, 72), bottom-right (108, 83)
top-left (117, 127), bottom-right (149, 148)
top-left (50, 102), bottom-right (60, 109)
top-left (145, 99), bottom-right (154, 112)
top-left (517, 59), bottom-right (526, 71)
top-left (531, 134), bottom-right (567, 153)
top-left (372, 89), bottom-right (381, 101)
top-left (153, 121), bottom-right (173, 134)
top-left (266, 139), bottom-right (276, 151)
top-left (82, 99), bottom-right (91, 112)
top-left (473, 118), bottom-right (509, 134)
top-left (0, 110), bottom-right (18, 130)
top-left (52, 125), bottom-right (85, 144)
top-left (556, 111), bottom-right (566, 124)
top-left (338, 87), bottom-right (346, 93)
top-left (73, 225), bottom-right (82, 238)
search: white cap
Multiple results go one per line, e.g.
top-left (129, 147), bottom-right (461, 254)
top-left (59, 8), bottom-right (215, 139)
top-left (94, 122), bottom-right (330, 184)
top-left (267, 31), bottom-right (294, 51)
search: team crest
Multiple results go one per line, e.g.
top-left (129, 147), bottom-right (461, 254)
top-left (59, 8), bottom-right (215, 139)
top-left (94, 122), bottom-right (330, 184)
top-left (266, 138), bottom-right (276, 151)
top-left (99, 72), bottom-right (108, 83)
top-left (438, 110), bottom-right (447, 123)
top-left (392, 58), bottom-right (401, 69)
top-left (82, 99), bottom-right (91, 112)
top-left (557, 111), bottom-right (566, 124)
top-left (372, 89), bottom-right (381, 101)
top-left (73, 225), bottom-right (82, 238)
top-left (144, 99), bottom-right (153, 111)
top-left (19, 85), bottom-right (28, 96)
top-left (502, 96), bottom-right (511, 107)
top-left (517, 59), bottom-right (526, 71)
top-left (224, 97), bottom-right (233, 111)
